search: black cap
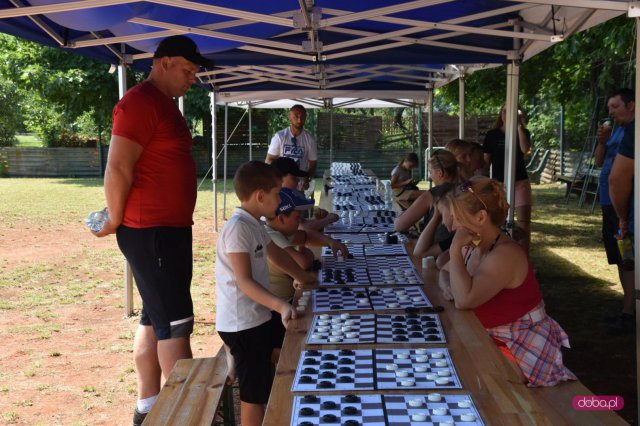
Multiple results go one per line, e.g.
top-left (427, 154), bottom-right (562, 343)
top-left (153, 35), bottom-right (214, 68)
top-left (272, 157), bottom-right (309, 177)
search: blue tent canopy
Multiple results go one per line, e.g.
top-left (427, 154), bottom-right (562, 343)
top-left (0, 0), bottom-right (628, 98)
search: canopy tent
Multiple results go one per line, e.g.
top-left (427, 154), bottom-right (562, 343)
top-left (0, 2), bottom-right (638, 417)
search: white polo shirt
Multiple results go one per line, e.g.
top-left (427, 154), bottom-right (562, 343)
top-left (267, 127), bottom-right (317, 172)
top-left (215, 208), bottom-right (272, 332)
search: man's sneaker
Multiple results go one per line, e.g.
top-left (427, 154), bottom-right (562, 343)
top-left (607, 313), bottom-right (635, 335)
top-left (133, 408), bottom-right (147, 426)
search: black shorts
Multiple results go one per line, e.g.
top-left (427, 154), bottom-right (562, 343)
top-left (602, 205), bottom-right (623, 265)
top-left (218, 319), bottom-right (279, 404)
top-left (271, 310), bottom-right (286, 349)
top-left (116, 226), bottom-right (194, 340)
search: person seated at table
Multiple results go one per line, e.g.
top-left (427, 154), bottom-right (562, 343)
top-left (445, 139), bottom-right (485, 179)
top-left (391, 152), bottom-right (424, 204)
top-left (265, 188), bottom-right (349, 360)
top-left (413, 182), bottom-right (455, 261)
top-left (447, 176), bottom-right (577, 387)
top-left (394, 149), bottom-right (461, 233)
top-left (271, 156), bottom-right (338, 231)
top-left (215, 161), bottom-right (317, 426)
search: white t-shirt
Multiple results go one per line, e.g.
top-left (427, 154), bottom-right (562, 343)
top-left (215, 208), bottom-right (272, 332)
top-left (267, 127), bottom-right (317, 172)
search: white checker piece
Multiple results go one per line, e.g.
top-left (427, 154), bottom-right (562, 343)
top-left (290, 394), bottom-right (385, 426)
top-left (292, 349), bottom-right (375, 392)
top-left (367, 257), bottom-right (422, 286)
top-left (375, 348), bottom-right (462, 390)
top-left (368, 286), bottom-right (431, 310)
top-left (313, 287), bottom-right (372, 312)
top-left (383, 394), bottom-right (484, 425)
top-left (306, 313), bottom-right (376, 345)
top-left (369, 233), bottom-right (410, 244)
top-left (376, 314), bottom-right (446, 344)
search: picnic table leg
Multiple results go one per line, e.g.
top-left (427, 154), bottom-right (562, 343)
top-left (220, 385), bottom-right (235, 426)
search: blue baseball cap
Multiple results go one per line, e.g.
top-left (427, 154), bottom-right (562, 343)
top-left (276, 187), bottom-right (314, 215)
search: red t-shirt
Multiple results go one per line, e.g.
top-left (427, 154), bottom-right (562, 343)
top-left (473, 262), bottom-right (543, 329)
top-left (112, 81), bottom-right (196, 228)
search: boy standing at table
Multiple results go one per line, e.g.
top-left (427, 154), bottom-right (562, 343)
top-left (215, 161), bottom-right (317, 426)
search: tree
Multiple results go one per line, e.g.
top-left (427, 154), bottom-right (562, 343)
top-left (0, 78), bottom-right (21, 146)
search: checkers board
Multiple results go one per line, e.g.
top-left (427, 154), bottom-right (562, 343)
top-left (312, 286), bottom-right (431, 312)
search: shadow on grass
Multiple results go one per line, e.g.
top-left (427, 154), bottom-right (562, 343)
top-left (533, 246), bottom-right (636, 425)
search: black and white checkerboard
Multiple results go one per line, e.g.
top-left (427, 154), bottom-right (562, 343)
top-left (368, 286), bottom-right (431, 310)
top-left (376, 314), bottom-right (446, 344)
top-left (328, 233), bottom-right (409, 245)
top-left (291, 349), bottom-right (375, 392)
top-left (306, 313), bottom-right (376, 345)
top-left (320, 267), bottom-right (371, 286)
top-left (305, 313), bottom-right (445, 345)
top-left (375, 348), bottom-right (462, 390)
top-left (321, 244), bottom-right (406, 258)
top-left (312, 287), bottom-right (373, 311)
top-left (383, 394), bottom-right (484, 425)
top-left (290, 393), bottom-right (483, 426)
top-left (291, 394), bottom-right (385, 426)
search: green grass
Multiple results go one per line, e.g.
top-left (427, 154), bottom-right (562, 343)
top-left (15, 134), bottom-right (44, 148)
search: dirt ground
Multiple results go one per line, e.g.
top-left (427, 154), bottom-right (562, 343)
top-left (0, 220), bottom-right (221, 425)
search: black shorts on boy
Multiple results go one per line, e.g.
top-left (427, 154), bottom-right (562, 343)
top-left (116, 225), bottom-right (194, 340)
top-left (218, 319), bottom-right (280, 403)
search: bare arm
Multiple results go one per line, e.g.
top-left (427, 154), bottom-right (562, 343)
top-left (413, 209), bottom-right (441, 258)
top-left (448, 230), bottom-right (527, 310)
top-left (267, 241), bottom-right (317, 286)
top-left (307, 160), bottom-right (317, 178)
top-left (394, 190), bottom-right (433, 232)
top-left (228, 252), bottom-right (294, 327)
top-left (265, 153), bottom-right (279, 164)
top-left (593, 125), bottom-right (612, 168)
top-left (609, 154), bottom-right (634, 236)
top-left (482, 153), bottom-right (492, 176)
top-left (517, 125), bottom-right (531, 155)
top-left (94, 135), bottom-right (143, 237)
top-left (304, 229), bottom-right (350, 258)
top-left (300, 213), bottom-right (339, 232)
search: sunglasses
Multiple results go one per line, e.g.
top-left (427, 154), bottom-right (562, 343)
top-left (459, 180), bottom-right (488, 211)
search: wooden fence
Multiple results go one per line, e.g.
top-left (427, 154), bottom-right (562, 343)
top-left (0, 147), bottom-right (102, 177)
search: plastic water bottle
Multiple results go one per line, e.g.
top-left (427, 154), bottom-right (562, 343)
top-left (85, 208), bottom-right (109, 232)
top-left (617, 235), bottom-right (634, 271)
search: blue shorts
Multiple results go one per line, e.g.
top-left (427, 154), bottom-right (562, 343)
top-left (116, 226), bottom-right (194, 340)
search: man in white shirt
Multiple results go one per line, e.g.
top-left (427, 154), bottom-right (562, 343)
top-left (265, 104), bottom-right (317, 179)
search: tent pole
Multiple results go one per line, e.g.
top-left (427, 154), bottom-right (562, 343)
top-left (504, 60), bottom-right (520, 231)
top-left (223, 103), bottom-right (228, 220)
top-left (635, 16), bottom-right (640, 425)
top-left (330, 104), bottom-right (334, 164)
top-left (211, 92), bottom-right (219, 233)
top-left (117, 60), bottom-right (135, 318)
top-left (249, 103), bottom-right (253, 161)
top-left (458, 67), bottom-right (465, 139)
top-left (417, 105), bottom-right (423, 180)
top-left (426, 84), bottom-right (434, 188)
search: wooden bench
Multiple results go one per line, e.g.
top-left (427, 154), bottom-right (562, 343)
top-left (143, 346), bottom-right (234, 426)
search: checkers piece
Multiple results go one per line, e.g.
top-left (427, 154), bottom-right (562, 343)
top-left (376, 314), bottom-right (446, 344)
top-left (292, 350), bottom-right (375, 392)
top-left (368, 286), bottom-right (431, 310)
top-left (290, 394), bottom-right (385, 426)
top-left (306, 314), bottom-right (376, 345)
top-left (382, 394), bottom-right (485, 425)
top-left (374, 348), bottom-right (462, 390)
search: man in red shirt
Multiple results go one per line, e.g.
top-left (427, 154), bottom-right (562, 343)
top-left (93, 35), bottom-right (212, 425)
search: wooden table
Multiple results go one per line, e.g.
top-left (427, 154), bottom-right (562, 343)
top-left (264, 177), bottom-right (627, 426)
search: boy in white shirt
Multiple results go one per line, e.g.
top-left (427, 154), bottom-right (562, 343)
top-left (215, 161), bottom-right (316, 426)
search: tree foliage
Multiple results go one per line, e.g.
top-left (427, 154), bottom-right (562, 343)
top-left (435, 15), bottom-right (635, 150)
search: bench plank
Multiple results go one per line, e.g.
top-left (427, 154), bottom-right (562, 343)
top-left (144, 349), bottom-right (229, 426)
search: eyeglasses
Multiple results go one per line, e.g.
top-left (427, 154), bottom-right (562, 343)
top-left (291, 136), bottom-right (298, 147)
top-left (459, 180), bottom-right (488, 211)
